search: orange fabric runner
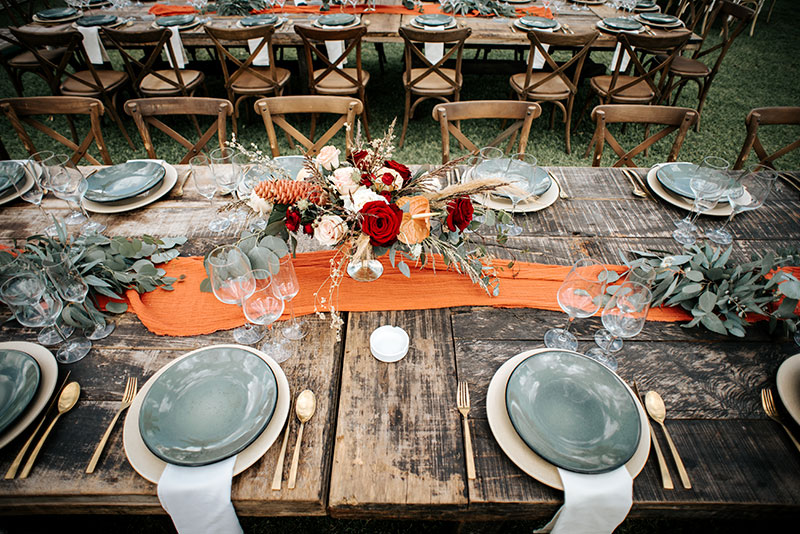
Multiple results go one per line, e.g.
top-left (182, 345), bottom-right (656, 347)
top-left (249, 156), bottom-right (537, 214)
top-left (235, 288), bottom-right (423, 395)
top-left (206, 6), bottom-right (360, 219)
top-left (125, 251), bottom-right (694, 337)
top-left (148, 4), bottom-right (199, 16)
top-left (251, 4), bottom-right (553, 17)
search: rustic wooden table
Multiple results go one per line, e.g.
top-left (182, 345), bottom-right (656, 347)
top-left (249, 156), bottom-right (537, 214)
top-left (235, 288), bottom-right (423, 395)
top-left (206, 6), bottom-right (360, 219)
top-left (0, 165), bottom-right (798, 522)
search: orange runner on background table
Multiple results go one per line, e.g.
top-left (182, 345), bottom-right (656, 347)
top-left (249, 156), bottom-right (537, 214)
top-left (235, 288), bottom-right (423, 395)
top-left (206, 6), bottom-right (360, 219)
top-left (125, 251), bottom-right (696, 337)
top-left (148, 4), bottom-right (199, 16)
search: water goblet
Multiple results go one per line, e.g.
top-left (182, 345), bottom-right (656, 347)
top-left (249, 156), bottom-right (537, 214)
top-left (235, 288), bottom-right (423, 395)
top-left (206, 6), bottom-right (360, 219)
top-left (499, 153), bottom-right (538, 237)
top-left (45, 251), bottom-right (114, 340)
top-left (191, 154), bottom-right (231, 233)
top-left (470, 147), bottom-right (506, 226)
top-left (674, 156), bottom-right (730, 232)
top-left (243, 269), bottom-right (289, 361)
top-left (207, 244), bottom-right (262, 344)
top-left (47, 157), bottom-right (105, 233)
top-left (671, 174), bottom-right (728, 246)
top-left (272, 254), bottom-right (306, 341)
top-left (544, 257), bottom-right (609, 351)
top-left (706, 165), bottom-right (777, 246)
top-left (585, 281), bottom-right (653, 372)
top-left (13, 158), bottom-right (53, 230)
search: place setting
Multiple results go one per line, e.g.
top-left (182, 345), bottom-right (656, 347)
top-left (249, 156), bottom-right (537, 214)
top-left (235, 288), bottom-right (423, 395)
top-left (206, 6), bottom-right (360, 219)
top-left (32, 6), bottom-right (82, 24)
top-left (312, 13), bottom-right (361, 29)
top-left (410, 13), bottom-right (457, 30)
top-left (597, 16), bottom-right (645, 33)
top-left (153, 14), bottom-right (202, 30)
top-left (73, 13), bottom-right (124, 28)
top-left (512, 15), bottom-right (561, 32)
top-left (237, 13), bottom-right (287, 28)
top-left (81, 159), bottom-right (178, 214)
top-left (635, 11), bottom-right (684, 29)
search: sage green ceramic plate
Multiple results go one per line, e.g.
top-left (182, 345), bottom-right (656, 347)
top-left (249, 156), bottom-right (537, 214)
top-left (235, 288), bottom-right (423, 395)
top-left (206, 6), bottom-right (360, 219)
top-left (519, 16), bottom-right (558, 29)
top-left (656, 161), bottom-right (698, 199)
top-left (240, 14), bottom-right (279, 26)
top-left (639, 12), bottom-right (680, 24)
top-left (603, 17), bottom-right (644, 31)
top-left (36, 7), bottom-right (78, 20)
top-left (273, 155), bottom-right (308, 180)
top-left (0, 349), bottom-right (41, 435)
top-left (492, 161), bottom-right (551, 200)
top-left (415, 14), bottom-right (453, 26)
top-left (505, 350), bottom-right (641, 474)
top-left (77, 14), bottom-right (118, 27)
top-left (139, 346), bottom-right (278, 466)
top-left (0, 161), bottom-right (25, 195)
top-left (84, 161), bottom-right (166, 202)
top-left (318, 13), bottom-right (356, 26)
top-left (156, 14), bottom-right (196, 27)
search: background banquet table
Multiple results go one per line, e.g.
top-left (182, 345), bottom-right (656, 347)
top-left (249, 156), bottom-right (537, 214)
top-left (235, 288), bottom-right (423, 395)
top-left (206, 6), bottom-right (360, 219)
top-left (0, 165), bottom-right (798, 521)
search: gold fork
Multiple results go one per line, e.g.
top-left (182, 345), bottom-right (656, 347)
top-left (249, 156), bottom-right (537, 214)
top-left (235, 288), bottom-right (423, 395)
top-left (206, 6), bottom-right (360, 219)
top-left (762, 388), bottom-right (800, 453)
top-left (86, 377), bottom-right (138, 474)
top-left (457, 381), bottom-right (476, 480)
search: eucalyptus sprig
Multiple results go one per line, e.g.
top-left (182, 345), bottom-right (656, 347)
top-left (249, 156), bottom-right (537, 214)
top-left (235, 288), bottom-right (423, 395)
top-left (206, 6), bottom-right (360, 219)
top-left (620, 244), bottom-right (800, 337)
top-left (214, 0), bottom-right (266, 16)
top-left (442, 0), bottom-right (517, 17)
top-left (199, 229), bottom-right (290, 293)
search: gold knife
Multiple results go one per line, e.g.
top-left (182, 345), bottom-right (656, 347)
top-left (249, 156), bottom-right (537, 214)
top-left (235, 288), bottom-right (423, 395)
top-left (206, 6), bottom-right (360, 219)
top-left (547, 170), bottom-right (569, 199)
top-left (633, 380), bottom-right (674, 490)
top-left (174, 169), bottom-right (192, 197)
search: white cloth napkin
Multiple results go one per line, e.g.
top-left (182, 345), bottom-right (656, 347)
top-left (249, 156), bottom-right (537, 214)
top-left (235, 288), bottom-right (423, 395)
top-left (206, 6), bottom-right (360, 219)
top-left (424, 25), bottom-right (444, 65)
top-left (535, 467), bottom-right (633, 534)
top-left (324, 37), bottom-right (347, 69)
top-left (167, 26), bottom-right (187, 69)
top-left (531, 28), bottom-right (554, 70)
top-left (157, 456), bottom-right (243, 534)
top-left (294, 0), bottom-right (307, 4)
top-left (248, 38), bottom-right (270, 66)
top-left (77, 26), bottom-right (109, 65)
top-left (610, 41), bottom-right (633, 73)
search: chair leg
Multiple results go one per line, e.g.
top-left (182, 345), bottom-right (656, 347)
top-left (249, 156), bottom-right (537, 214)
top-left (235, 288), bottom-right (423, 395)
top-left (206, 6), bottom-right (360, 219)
top-left (374, 43), bottom-right (386, 75)
top-left (399, 90), bottom-right (411, 148)
top-left (574, 92), bottom-right (595, 132)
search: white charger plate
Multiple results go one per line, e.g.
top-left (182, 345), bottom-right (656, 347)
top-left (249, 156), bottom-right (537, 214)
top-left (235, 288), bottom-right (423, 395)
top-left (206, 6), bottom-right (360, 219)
top-left (464, 166), bottom-right (560, 213)
top-left (486, 348), bottom-right (650, 489)
top-left (82, 160), bottom-right (177, 214)
top-left (646, 163), bottom-right (732, 217)
top-left (123, 344), bottom-right (290, 484)
top-left (777, 352), bottom-right (800, 427)
top-left (596, 20), bottom-right (645, 34)
top-left (0, 342), bottom-right (58, 450)
top-left (513, 19), bottom-right (561, 32)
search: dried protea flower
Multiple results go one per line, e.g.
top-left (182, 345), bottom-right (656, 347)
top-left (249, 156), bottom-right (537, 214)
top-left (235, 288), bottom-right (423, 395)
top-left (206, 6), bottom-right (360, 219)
top-left (253, 179), bottom-right (327, 205)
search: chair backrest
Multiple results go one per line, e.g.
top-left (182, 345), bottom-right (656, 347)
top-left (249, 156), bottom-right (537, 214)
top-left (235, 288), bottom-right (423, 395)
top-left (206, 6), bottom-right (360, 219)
top-left (253, 95), bottom-right (363, 157)
top-left (204, 24), bottom-right (283, 95)
top-left (294, 24), bottom-right (368, 93)
top-left (431, 100), bottom-right (542, 164)
top-left (517, 29), bottom-right (599, 100)
top-left (0, 0), bottom-right (50, 26)
top-left (123, 97), bottom-right (233, 164)
top-left (690, 1), bottom-right (754, 82)
top-left (670, 0), bottom-right (713, 32)
top-left (0, 96), bottom-right (112, 165)
top-left (398, 26), bottom-right (471, 91)
top-left (589, 104), bottom-right (697, 167)
top-left (101, 27), bottom-right (192, 97)
top-left (733, 107), bottom-right (800, 170)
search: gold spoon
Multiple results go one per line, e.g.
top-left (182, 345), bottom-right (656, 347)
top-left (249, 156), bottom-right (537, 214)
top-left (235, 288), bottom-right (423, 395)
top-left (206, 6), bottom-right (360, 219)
top-left (287, 390), bottom-right (316, 489)
top-left (20, 382), bottom-right (80, 479)
top-left (645, 391), bottom-right (692, 489)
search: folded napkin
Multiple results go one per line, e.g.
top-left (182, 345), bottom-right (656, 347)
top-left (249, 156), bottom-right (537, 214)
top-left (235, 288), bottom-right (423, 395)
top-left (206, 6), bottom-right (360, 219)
top-left (424, 25), bottom-right (444, 65)
top-left (610, 42), bottom-right (633, 73)
top-left (167, 26), bottom-right (187, 69)
top-left (294, 0), bottom-right (307, 4)
top-left (536, 467), bottom-right (633, 534)
top-left (324, 38), bottom-right (347, 69)
top-left (531, 29), bottom-right (553, 70)
top-left (77, 25), bottom-right (109, 65)
top-left (248, 38), bottom-right (270, 66)
top-left (149, 4), bottom-right (198, 16)
top-left (157, 456), bottom-right (243, 534)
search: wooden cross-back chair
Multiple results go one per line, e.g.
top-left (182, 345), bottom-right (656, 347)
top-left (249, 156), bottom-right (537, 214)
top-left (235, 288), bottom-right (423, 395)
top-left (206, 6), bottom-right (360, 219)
top-left (510, 29), bottom-right (599, 155)
top-left (9, 26), bottom-right (133, 148)
top-left (0, 96), bottom-right (112, 165)
top-left (204, 24), bottom-right (291, 135)
top-left (124, 97), bottom-right (233, 165)
top-left (587, 104), bottom-right (697, 167)
top-left (294, 24), bottom-right (371, 139)
top-left (0, 0), bottom-right (50, 26)
top-left (253, 95), bottom-right (363, 158)
top-left (661, 1), bottom-right (754, 130)
top-left (578, 31), bottom-right (691, 128)
top-left (431, 100), bottom-right (542, 164)
top-left (733, 107), bottom-right (800, 170)
top-left (668, 0), bottom-right (713, 32)
top-left (0, 29), bottom-right (67, 97)
top-left (397, 25), bottom-right (471, 148)
top-left (101, 27), bottom-right (205, 99)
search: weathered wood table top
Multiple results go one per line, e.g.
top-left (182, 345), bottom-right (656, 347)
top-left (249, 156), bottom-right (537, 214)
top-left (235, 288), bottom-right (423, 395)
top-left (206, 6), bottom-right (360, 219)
top-left (0, 165), bottom-right (798, 521)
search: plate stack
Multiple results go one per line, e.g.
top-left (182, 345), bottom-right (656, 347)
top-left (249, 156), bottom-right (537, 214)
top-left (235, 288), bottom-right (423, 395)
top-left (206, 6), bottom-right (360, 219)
top-left (82, 160), bottom-right (178, 214)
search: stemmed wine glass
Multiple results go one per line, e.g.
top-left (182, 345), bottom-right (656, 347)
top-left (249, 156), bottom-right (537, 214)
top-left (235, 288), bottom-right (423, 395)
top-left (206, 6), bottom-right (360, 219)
top-left (13, 158), bottom-right (53, 230)
top-left (192, 153), bottom-right (231, 233)
top-left (500, 153), bottom-right (538, 237)
top-left (470, 147), bottom-right (505, 227)
top-left (243, 269), bottom-right (287, 360)
top-left (674, 156), bottom-right (730, 232)
top-left (544, 257), bottom-right (609, 351)
top-left (585, 281), bottom-right (653, 371)
top-left (47, 157), bottom-right (105, 234)
top-left (706, 165), bottom-right (777, 246)
top-left (45, 251), bottom-right (115, 341)
top-left (272, 254), bottom-right (306, 341)
top-left (671, 177), bottom-right (728, 246)
top-left (207, 244), bottom-right (263, 344)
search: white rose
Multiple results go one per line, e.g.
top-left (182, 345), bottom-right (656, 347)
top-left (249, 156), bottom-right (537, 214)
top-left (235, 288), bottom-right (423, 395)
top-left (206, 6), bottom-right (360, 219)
top-left (247, 190), bottom-right (273, 217)
top-left (316, 146), bottom-right (341, 171)
top-left (314, 214), bottom-right (346, 246)
top-left (344, 186), bottom-right (387, 212)
top-left (373, 167), bottom-right (404, 192)
top-left (330, 166), bottom-right (360, 196)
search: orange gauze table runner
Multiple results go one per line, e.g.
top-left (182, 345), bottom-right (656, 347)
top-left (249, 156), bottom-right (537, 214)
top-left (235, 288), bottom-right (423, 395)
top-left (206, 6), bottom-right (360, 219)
top-left (125, 251), bottom-right (693, 337)
top-left (148, 4), bottom-right (199, 16)
top-left (251, 5), bottom-right (553, 17)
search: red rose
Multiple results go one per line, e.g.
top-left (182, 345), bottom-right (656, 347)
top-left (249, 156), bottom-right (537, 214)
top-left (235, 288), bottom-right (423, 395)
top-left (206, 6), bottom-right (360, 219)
top-left (379, 191), bottom-right (392, 202)
top-left (381, 172), bottom-right (395, 186)
top-left (360, 200), bottom-right (403, 247)
top-left (360, 173), bottom-right (374, 187)
top-left (446, 196), bottom-right (474, 232)
top-left (303, 223), bottom-right (314, 236)
top-left (351, 150), bottom-right (369, 170)
top-left (384, 160), bottom-right (411, 184)
top-left (285, 208), bottom-right (301, 232)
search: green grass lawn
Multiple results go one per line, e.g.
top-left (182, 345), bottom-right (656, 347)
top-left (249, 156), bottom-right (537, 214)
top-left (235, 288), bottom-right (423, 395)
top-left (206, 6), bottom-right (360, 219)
top-left (1, 2), bottom-right (798, 532)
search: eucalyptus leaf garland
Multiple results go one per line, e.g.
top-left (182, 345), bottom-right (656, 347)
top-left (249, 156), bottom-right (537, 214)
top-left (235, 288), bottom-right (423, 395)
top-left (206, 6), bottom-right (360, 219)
top-left (440, 0), bottom-right (517, 17)
top-left (199, 229), bottom-right (290, 293)
top-left (214, 0), bottom-right (266, 16)
top-left (620, 244), bottom-right (800, 338)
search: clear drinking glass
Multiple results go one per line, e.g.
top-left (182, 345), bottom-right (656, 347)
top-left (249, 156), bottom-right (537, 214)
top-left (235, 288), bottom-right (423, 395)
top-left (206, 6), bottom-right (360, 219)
top-left (207, 244), bottom-right (262, 344)
top-left (191, 153), bottom-right (231, 233)
top-left (14, 158), bottom-right (53, 229)
top-left (500, 153), bottom-right (538, 236)
top-left (674, 156), bottom-right (730, 232)
top-left (544, 257), bottom-right (609, 351)
top-left (48, 158), bottom-right (105, 234)
top-left (706, 165), bottom-right (777, 246)
top-left (243, 269), bottom-right (288, 361)
top-left (272, 254), bottom-right (306, 342)
top-left (585, 281), bottom-right (653, 371)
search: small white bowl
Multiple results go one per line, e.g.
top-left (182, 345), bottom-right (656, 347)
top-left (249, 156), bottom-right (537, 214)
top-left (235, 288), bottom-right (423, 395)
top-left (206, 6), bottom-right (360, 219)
top-left (370, 325), bottom-right (409, 363)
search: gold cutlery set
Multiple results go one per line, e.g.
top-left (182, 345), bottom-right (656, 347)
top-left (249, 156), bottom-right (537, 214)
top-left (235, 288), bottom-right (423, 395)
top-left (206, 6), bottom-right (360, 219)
top-left (273, 389), bottom-right (316, 491)
top-left (761, 388), bottom-right (800, 453)
top-left (621, 168), bottom-right (651, 199)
